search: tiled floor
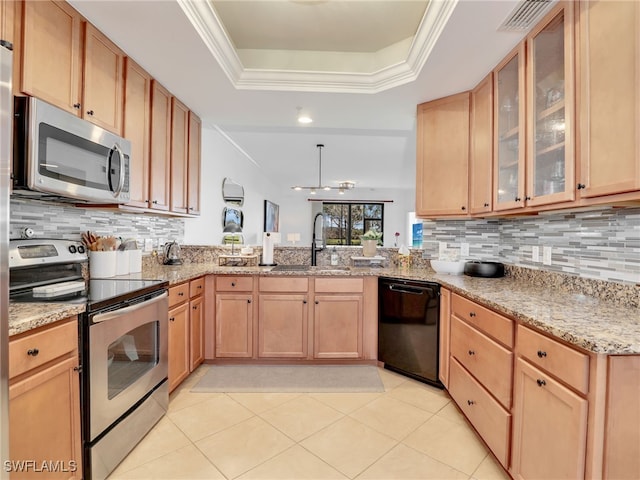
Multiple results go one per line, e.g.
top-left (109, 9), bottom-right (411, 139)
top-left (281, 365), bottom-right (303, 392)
top-left (107, 366), bottom-right (511, 480)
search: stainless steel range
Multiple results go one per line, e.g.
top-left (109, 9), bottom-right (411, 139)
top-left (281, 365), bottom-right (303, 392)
top-left (9, 239), bottom-right (169, 480)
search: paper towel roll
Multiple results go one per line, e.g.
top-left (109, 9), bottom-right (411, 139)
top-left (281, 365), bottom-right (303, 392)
top-left (262, 232), bottom-right (275, 265)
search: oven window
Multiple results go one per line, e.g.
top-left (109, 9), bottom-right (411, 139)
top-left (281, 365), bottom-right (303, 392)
top-left (107, 321), bottom-right (159, 399)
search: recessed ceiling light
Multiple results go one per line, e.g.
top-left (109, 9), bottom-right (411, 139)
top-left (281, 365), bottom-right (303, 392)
top-left (297, 114), bottom-right (313, 124)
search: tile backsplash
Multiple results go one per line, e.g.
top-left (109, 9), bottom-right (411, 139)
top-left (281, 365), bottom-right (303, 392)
top-left (422, 206), bottom-right (640, 284)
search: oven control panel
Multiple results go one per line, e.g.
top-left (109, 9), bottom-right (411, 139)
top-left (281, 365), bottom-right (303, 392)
top-left (9, 238), bottom-right (88, 268)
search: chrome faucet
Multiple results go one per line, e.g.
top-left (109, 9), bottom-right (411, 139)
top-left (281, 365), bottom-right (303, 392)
top-left (311, 212), bottom-right (325, 266)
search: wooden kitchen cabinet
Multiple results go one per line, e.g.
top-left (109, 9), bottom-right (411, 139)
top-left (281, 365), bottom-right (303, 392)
top-left (511, 357), bottom-right (588, 479)
top-left (1, 0), bottom-right (15, 45)
top-left (258, 277), bottom-right (309, 359)
top-left (525, 3), bottom-right (575, 208)
top-left (8, 317), bottom-right (82, 480)
top-left (313, 295), bottom-right (362, 359)
top-left (123, 57), bottom-right (151, 209)
top-left (168, 298), bottom-right (189, 393)
top-left (149, 80), bottom-right (172, 212)
top-left (493, 43), bottom-right (526, 211)
top-left (187, 111), bottom-right (202, 215)
top-left (416, 92), bottom-right (470, 218)
top-left (189, 277), bottom-right (205, 371)
top-left (215, 276), bottom-right (254, 358)
top-left (438, 287), bottom-right (451, 387)
top-left (170, 97), bottom-right (189, 214)
top-left (576, 0), bottom-right (640, 200)
top-left (469, 72), bottom-right (493, 214)
top-left (20, 1), bottom-right (124, 134)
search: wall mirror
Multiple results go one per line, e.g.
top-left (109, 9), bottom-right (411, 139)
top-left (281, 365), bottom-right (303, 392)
top-left (222, 207), bottom-right (244, 228)
top-left (222, 178), bottom-right (245, 206)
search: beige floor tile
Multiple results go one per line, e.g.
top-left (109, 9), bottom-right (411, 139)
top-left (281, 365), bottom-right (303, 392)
top-left (403, 415), bottom-right (488, 475)
top-left (357, 443), bottom-right (469, 480)
top-left (309, 392), bottom-right (382, 414)
top-left (435, 401), bottom-right (468, 426)
top-left (168, 394), bottom-right (254, 441)
top-left (109, 417), bottom-right (191, 475)
top-left (301, 416), bottom-right (397, 478)
top-left (472, 453), bottom-right (511, 480)
top-left (260, 395), bottom-right (344, 441)
top-left (108, 444), bottom-right (225, 480)
top-left (388, 380), bottom-right (451, 413)
top-left (237, 445), bottom-right (347, 480)
top-left (349, 395), bottom-right (433, 440)
top-left (168, 389), bottom-right (223, 414)
top-left (196, 416), bottom-right (295, 479)
top-left (228, 392), bottom-right (302, 414)
top-left (377, 368), bottom-right (409, 391)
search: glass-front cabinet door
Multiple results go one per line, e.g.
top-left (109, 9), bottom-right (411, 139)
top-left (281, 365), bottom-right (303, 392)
top-left (494, 43), bottom-right (526, 211)
top-left (526, 4), bottom-right (575, 207)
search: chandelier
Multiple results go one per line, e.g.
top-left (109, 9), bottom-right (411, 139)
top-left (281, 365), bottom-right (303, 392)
top-left (291, 144), bottom-right (355, 195)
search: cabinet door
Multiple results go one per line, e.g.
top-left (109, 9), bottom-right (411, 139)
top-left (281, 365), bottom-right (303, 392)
top-left (149, 80), bottom-right (171, 211)
top-left (494, 43), bottom-right (526, 211)
top-left (576, 0), bottom-right (640, 198)
top-left (0, 0), bottom-right (14, 44)
top-left (189, 295), bottom-right (204, 371)
top-left (9, 357), bottom-right (82, 480)
top-left (170, 97), bottom-right (189, 214)
top-left (82, 23), bottom-right (124, 135)
top-left (313, 295), bottom-right (362, 359)
top-left (187, 111), bottom-right (202, 215)
top-left (20, 0), bottom-right (83, 115)
top-left (438, 287), bottom-right (451, 388)
top-left (215, 294), bottom-right (253, 358)
top-left (168, 302), bottom-right (189, 392)
top-left (416, 92), bottom-right (470, 217)
top-left (123, 57), bottom-right (151, 209)
top-left (526, 3), bottom-right (575, 207)
top-left (258, 294), bottom-right (308, 358)
top-left (469, 72), bottom-right (493, 214)
top-left (511, 358), bottom-right (587, 480)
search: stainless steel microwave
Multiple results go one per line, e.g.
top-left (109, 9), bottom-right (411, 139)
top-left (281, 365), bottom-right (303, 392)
top-left (12, 96), bottom-right (131, 204)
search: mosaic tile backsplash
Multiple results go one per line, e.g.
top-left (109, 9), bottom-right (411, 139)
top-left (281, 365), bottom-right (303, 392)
top-left (422, 207), bottom-right (640, 285)
top-left (9, 198), bottom-right (639, 285)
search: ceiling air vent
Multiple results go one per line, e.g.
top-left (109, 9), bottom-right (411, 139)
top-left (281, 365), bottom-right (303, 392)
top-left (498, 0), bottom-right (555, 32)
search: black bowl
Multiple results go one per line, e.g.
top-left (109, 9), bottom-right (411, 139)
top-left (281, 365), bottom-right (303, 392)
top-left (464, 261), bottom-right (505, 278)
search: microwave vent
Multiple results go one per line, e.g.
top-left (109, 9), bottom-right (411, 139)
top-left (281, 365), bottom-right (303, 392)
top-left (498, 0), bottom-right (555, 32)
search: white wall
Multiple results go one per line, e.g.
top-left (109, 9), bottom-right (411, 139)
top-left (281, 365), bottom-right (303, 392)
top-left (184, 127), bottom-right (417, 249)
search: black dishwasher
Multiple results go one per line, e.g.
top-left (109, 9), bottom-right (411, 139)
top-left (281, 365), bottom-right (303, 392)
top-left (378, 277), bottom-right (442, 388)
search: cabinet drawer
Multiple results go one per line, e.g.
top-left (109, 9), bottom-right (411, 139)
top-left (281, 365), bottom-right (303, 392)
top-left (517, 325), bottom-right (589, 394)
top-left (452, 293), bottom-right (514, 348)
top-left (216, 276), bottom-right (254, 292)
top-left (449, 358), bottom-right (511, 468)
top-left (190, 277), bottom-right (205, 297)
top-left (259, 277), bottom-right (309, 292)
top-left (315, 277), bottom-right (363, 293)
top-left (168, 282), bottom-right (190, 307)
top-left (451, 316), bottom-right (513, 408)
top-left (9, 319), bottom-right (78, 379)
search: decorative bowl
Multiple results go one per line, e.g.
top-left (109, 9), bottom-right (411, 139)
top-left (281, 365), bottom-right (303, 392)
top-left (430, 259), bottom-right (465, 275)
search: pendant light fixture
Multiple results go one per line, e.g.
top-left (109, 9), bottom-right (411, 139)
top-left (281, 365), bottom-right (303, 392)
top-left (291, 144), bottom-right (355, 194)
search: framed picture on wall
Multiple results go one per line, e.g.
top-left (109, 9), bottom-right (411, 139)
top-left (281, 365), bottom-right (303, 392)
top-left (264, 200), bottom-right (279, 232)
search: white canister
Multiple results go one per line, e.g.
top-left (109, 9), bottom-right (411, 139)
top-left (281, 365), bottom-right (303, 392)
top-left (116, 250), bottom-right (130, 275)
top-left (89, 251), bottom-right (117, 278)
top-left (128, 249), bottom-right (142, 273)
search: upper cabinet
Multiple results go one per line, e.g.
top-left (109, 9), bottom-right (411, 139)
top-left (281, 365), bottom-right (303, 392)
top-left (19, 0), bottom-right (124, 134)
top-left (494, 44), bottom-right (526, 212)
top-left (469, 72), bottom-right (494, 215)
top-left (416, 92), bottom-right (470, 218)
top-left (170, 97), bottom-right (189, 214)
top-left (525, 3), bottom-right (575, 207)
top-left (149, 80), bottom-right (172, 212)
top-left (575, 0), bottom-right (640, 198)
top-left (1, 0), bottom-right (15, 44)
top-left (187, 112), bottom-right (202, 215)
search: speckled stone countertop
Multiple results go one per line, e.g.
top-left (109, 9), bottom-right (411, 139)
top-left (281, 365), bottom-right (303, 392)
top-left (9, 263), bottom-right (639, 354)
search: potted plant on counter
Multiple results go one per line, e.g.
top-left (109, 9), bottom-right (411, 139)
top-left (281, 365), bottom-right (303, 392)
top-left (361, 228), bottom-right (383, 257)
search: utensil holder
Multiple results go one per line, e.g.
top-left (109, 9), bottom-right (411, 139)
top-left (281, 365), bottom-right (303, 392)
top-left (116, 250), bottom-right (130, 275)
top-left (128, 249), bottom-right (142, 273)
top-left (89, 251), bottom-right (117, 278)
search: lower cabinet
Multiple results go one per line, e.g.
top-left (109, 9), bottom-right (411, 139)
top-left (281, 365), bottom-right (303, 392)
top-left (313, 294), bottom-right (363, 359)
top-left (215, 294), bottom-right (253, 358)
top-left (8, 317), bottom-right (82, 480)
top-left (168, 302), bottom-right (189, 392)
top-left (258, 294), bottom-right (308, 358)
top-left (189, 277), bottom-right (205, 371)
top-left (511, 357), bottom-right (588, 480)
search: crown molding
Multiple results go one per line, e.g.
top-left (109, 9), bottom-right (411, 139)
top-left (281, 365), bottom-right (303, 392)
top-left (178, 0), bottom-right (458, 93)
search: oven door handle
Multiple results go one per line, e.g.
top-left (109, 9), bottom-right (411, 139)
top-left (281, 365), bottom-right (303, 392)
top-left (92, 291), bottom-right (168, 323)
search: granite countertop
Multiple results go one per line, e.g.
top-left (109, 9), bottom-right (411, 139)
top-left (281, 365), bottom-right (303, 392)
top-left (9, 263), bottom-right (640, 354)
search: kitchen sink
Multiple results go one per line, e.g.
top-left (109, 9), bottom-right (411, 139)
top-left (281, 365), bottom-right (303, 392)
top-left (270, 265), bottom-right (350, 273)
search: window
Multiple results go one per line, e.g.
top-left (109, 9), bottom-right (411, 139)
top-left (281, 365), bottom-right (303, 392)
top-left (323, 202), bottom-right (384, 245)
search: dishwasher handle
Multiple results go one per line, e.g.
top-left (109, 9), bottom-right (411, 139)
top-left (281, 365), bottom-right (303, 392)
top-left (92, 291), bottom-right (168, 323)
top-left (388, 284), bottom-right (433, 296)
